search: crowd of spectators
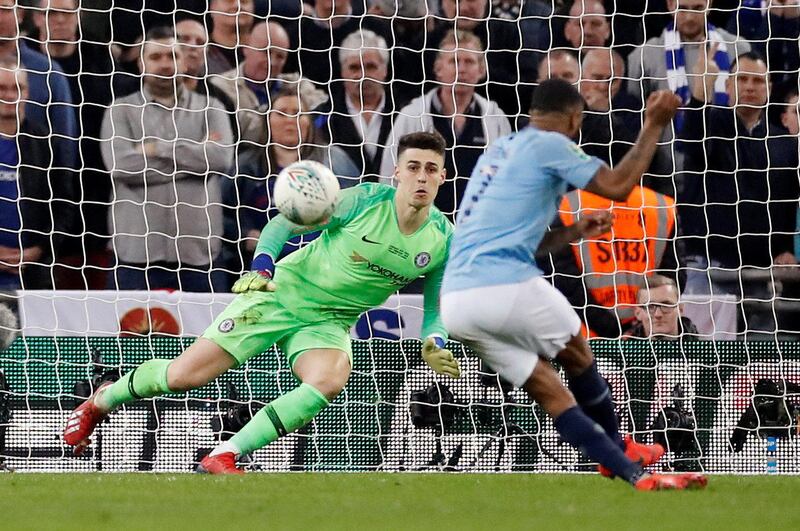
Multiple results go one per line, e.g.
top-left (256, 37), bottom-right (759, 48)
top-left (1, 0), bottom-right (799, 337)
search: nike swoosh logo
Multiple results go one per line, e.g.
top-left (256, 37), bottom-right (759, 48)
top-left (361, 235), bottom-right (381, 245)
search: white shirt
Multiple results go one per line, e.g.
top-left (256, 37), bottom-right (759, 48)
top-left (345, 91), bottom-right (386, 161)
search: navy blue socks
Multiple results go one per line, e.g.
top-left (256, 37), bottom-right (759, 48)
top-left (567, 360), bottom-right (625, 451)
top-left (554, 406), bottom-right (644, 484)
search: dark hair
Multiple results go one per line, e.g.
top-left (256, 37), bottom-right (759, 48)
top-left (397, 131), bottom-right (446, 159)
top-left (729, 51), bottom-right (767, 74)
top-left (781, 84), bottom-right (799, 104)
top-left (145, 25), bottom-right (176, 43)
top-left (768, 80), bottom-right (798, 128)
top-left (530, 78), bottom-right (584, 114)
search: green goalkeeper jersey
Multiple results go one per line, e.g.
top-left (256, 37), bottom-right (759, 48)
top-left (254, 183), bottom-right (453, 339)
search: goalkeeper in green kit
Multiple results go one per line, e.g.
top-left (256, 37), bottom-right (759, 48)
top-left (63, 132), bottom-right (460, 474)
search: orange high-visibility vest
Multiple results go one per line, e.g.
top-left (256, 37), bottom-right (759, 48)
top-left (558, 186), bottom-right (676, 335)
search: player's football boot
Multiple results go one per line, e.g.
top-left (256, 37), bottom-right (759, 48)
top-left (197, 452), bottom-right (245, 475)
top-left (598, 436), bottom-right (665, 478)
top-left (634, 472), bottom-right (708, 491)
top-left (63, 382), bottom-right (113, 455)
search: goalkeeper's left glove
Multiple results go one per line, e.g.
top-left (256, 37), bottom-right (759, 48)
top-left (422, 337), bottom-right (461, 379)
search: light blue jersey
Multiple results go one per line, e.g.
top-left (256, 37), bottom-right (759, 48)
top-left (442, 126), bottom-right (604, 294)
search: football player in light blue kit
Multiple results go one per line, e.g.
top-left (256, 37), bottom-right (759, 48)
top-left (442, 79), bottom-right (706, 490)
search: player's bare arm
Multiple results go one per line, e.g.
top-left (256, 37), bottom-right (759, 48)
top-left (584, 90), bottom-right (681, 201)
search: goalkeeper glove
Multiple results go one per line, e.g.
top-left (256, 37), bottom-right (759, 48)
top-left (422, 337), bottom-right (461, 379)
top-left (232, 254), bottom-right (277, 293)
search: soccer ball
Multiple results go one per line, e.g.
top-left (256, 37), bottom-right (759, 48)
top-left (274, 160), bottom-right (340, 226)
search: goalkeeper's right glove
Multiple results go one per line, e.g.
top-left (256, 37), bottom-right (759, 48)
top-left (232, 254), bottom-right (277, 293)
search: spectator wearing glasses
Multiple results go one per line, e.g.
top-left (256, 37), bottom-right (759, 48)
top-left (547, 184), bottom-right (680, 339)
top-left (629, 275), bottom-right (699, 339)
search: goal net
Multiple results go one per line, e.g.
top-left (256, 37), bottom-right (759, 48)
top-left (1, 1), bottom-right (799, 474)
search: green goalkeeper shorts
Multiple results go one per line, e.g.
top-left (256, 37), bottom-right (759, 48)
top-left (203, 291), bottom-right (352, 368)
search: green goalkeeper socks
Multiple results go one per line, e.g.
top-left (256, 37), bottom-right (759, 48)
top-left (95, 359), bottom-right (173, 412)
top-left (226, 383), bottom-right (329, 456)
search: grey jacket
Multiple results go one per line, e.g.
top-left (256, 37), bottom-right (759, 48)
top-left (100, 87), bottom-right (235, 266)
top-left (210, 63), bottom-right (268, 146)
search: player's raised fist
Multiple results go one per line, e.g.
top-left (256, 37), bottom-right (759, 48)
top-left (644, 90), bottom-right (682, 128)
top-left (577, 210), bottom-right (613, 239)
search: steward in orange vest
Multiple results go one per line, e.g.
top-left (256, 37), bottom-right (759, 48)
top-left (549, 185), bottom-right (678, 338)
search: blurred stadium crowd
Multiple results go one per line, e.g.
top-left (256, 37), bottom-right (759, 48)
top-left (2, 0), bottom-right (800, 338)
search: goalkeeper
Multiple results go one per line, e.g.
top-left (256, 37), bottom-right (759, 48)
top-left (64, 131), bottom-right (459, 474)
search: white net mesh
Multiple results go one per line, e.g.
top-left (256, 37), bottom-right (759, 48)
top-left (0, 1), bottom-right (799, 473)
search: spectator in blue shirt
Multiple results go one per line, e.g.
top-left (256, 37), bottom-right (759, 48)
top-left (29, 0), bottom-right (134, 289)
top-left (0, 58), bottom-right (71, 289)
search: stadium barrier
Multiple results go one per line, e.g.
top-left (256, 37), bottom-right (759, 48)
top-left (16, 290), bottom-right (738, 339)
top-left (1, 338), bottom-right (798, 474)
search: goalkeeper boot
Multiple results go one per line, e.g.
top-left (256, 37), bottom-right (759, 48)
top-left (634, 472), bottom-right (707, 491)
top-left (197, 452), bottom-right (245, 475)
top-left (598, 436), bottom-right (665, 478)
top-left (63, 382), bottom-right (113, 455)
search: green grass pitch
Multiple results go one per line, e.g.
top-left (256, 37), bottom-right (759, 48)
top-left (1, 474), bottom-right (798, 530)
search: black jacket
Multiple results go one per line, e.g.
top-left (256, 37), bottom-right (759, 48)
top-left (580, 95), bottom-right (675, 196)
top-left (283, 15), bottom-right (391, 86)
top-left (38, 39), bottom-right (139, 253)
top-left (678, 99), bottom-right (800, 268)
top-left (16, 121), bottom-right (72, 287)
